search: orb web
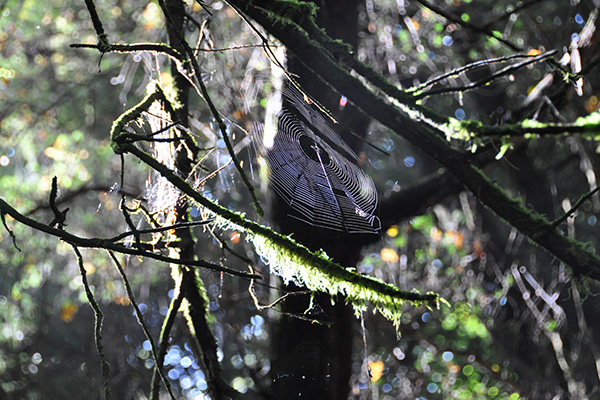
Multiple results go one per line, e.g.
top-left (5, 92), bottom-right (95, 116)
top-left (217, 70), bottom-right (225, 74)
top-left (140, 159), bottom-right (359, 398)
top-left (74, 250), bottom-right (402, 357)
top-left (265, 87), bottom-right (380, 234)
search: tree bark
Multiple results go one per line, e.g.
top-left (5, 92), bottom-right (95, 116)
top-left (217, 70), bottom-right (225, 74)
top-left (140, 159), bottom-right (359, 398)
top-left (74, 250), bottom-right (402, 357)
top-left (161, 1), bottom-right (231, 398)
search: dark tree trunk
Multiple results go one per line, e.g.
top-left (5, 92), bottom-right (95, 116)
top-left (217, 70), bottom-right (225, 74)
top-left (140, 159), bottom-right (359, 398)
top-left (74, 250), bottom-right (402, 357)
top-left (161, 1), bottom-right (231, 399)
top-left (268, 2), bottom-right (369, 399)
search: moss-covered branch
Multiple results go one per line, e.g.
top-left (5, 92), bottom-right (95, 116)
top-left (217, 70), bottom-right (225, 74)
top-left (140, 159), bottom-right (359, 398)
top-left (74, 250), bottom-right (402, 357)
top-left (70, 42), bottom-right (182, 60)
top-left (228, 0), bottom-right (600, 281)
top-left (462, 112), bottom-right (600, 138)
top-left (109, 139), bottom-right (438, 325)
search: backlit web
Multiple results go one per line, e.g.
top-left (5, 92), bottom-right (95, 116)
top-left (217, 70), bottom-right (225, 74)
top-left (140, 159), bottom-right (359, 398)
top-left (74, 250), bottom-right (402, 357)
top-left (265, 87), bottom-right (381, 234)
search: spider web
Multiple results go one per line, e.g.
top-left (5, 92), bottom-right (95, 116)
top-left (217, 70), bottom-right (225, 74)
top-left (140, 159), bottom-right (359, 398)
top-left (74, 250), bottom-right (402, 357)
top-left (265, 87), bottom-right (381, 234)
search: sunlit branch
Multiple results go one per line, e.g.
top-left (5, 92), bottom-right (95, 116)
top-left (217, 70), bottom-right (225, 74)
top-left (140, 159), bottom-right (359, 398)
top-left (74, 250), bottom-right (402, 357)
top-left (114, 141), bottom-right (439, 305)
top-left (464, 116), bottom-right (600, 138)
top-left (196, 43), bottom-right (280, 52)
top-left (411, 51), bottom-right (557, 99)
top-left (70, 42), bottom-right (183, 60)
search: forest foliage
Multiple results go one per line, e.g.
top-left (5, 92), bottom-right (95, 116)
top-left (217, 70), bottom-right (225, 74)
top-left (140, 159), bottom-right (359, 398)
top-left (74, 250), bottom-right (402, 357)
top-left (1, 1), bottom-right (600, 399)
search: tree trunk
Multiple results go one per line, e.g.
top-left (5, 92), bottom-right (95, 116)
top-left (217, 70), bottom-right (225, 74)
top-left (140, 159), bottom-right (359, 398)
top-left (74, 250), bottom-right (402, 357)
top-left (268, 2), bottom-right (367, 399)
top-left (161, 1), bottom-right (230, 398)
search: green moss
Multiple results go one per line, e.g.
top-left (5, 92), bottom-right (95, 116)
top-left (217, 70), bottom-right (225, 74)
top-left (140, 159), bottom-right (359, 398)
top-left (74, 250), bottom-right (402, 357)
top-left (211, 213), bottom-right (438, 329)
top-left (110, 82), bottom-right (164, 153)
top-left (251, 0), bottom-right (317, 26)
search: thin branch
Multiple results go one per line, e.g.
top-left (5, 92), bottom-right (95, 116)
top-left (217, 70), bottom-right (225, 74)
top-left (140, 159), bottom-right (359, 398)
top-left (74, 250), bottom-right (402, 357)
top-left (151, 280), bottom-right (185, 400)
top-left (571, 282), bottom-right (600, 384)
top-left (83, 0), bottom-right (109, 51)
top-left (553, 187), bottom-right (600, 228)
top-left (0, 197), bottom-right (260, 280)
top-left (465, 117), bottom-right (600, 138)
top-left (120, 199), bottom-right (142, 249)
top-left (1, 206), bottom-right (21, 251)
top-left (109, 220), bottom-right (213, 242)
top-left (414, 51), bottom-right (556, 99)
top-left (25, 184), bottom-right (139, 216)
top-left (70, 42), bottom-right (182, 60)
top-left (48, 176), bottom-right (69, 229)
top-left (412, 51), bottom-right (556, 97)
top-left (414, 0), bottom-right (523, 52)
top-left (208, 228), bottom-right (254, 265)
top-left (108, 251), bottom-right (175, 400)
top-left (196, 43), bottom-right (278, 52)
top-left (248, 271), bottom-right (331, 325)
top-left (72, 245), bottom-right (111, 400)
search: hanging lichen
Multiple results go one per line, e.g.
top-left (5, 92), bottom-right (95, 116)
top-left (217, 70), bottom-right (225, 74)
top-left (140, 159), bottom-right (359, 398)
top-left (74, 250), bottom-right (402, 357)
top-left (209, 213), bottom-right (438, 329)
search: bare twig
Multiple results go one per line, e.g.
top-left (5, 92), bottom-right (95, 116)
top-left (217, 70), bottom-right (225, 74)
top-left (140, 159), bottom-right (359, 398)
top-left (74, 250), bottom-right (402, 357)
top-left (414, 51), bottom-right (556, 99)
top-left (553, 187), bottom-right (600, 228)
top-left (109, 219), bottom-right (213, 243)
top-left (412, 52), bottom-right (556, 96)
top-left (108, 251), bottom-right (176, 400)
top-left (72, 245), bottom-right (111, 399)
top-left (48, 177), bottom-right (69, 229)
top-left (0, 196), bottom-right (260, 280)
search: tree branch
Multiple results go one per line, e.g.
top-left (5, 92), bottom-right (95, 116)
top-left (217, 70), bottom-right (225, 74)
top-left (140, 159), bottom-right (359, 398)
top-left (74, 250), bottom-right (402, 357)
top-left (0, 197), bottom-right (260, 280)
top-left (108, 251), bottom-right (175, 400)
top-left (228, 0), bottom-right (600, 281)
top-left (70, 42), bottom-right (183, 60)
top-left (412, 51), bottom-right (556, 99)
top-left (111, 141), bottom-right (438, 307)
top-left (72, 245), bottom-right (111, 399)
